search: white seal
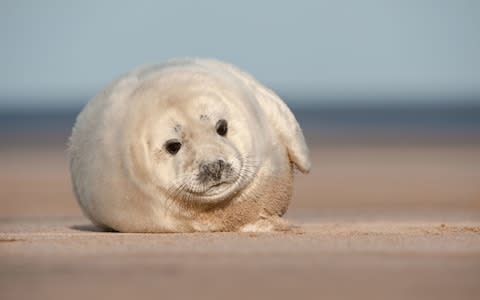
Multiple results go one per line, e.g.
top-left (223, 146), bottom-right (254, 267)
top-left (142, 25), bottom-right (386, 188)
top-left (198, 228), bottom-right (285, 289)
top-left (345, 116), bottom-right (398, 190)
top-left (68, 58), bottom-right (310, 232)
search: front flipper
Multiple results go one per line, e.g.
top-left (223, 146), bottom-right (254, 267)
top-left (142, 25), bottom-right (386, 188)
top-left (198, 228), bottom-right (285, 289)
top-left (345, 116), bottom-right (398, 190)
top-left (239, 215), bottom-right (303, 233)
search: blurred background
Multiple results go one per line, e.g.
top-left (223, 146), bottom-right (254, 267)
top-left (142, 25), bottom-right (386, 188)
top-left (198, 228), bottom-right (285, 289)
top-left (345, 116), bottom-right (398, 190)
top-left (1, 0), bottom-right (479, 219)
top-left (1, 2), bottom-right (480, 300)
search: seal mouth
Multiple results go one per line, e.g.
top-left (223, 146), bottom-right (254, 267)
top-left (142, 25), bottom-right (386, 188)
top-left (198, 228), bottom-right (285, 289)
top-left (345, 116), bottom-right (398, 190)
top-left (186, 177), bottom-right (237, 199)
top-left (208, 181), bottom-right (229, 189)
top-left (182, 172), bottom-right (247, 204)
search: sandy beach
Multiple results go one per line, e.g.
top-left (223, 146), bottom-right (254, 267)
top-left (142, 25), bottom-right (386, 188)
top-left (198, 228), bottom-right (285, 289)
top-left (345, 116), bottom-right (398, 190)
top-left (1, 142), bottom-right (480, 299)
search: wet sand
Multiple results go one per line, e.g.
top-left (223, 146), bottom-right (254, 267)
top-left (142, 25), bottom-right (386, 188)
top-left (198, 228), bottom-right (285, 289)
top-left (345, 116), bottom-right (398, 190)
top-left (1, 143), bottom-right (480, 299)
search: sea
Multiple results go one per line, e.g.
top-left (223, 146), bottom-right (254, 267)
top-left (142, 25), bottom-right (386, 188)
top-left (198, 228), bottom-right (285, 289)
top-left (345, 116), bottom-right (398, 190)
top-left (1, 97), bottom-right (480, 149)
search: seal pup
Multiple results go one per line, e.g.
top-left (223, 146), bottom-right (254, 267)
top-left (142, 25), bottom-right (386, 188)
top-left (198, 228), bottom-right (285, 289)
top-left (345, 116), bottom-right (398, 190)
top-left (68, 58), bottom-right (310, 232)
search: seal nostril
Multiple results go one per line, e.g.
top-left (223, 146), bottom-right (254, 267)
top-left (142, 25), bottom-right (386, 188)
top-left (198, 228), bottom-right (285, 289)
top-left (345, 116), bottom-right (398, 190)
top-left (218, 159), bottom-right (225, 170)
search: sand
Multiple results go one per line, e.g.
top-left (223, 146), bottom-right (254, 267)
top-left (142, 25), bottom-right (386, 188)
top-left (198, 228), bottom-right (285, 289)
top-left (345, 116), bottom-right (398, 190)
top-left (1, 143), bottom-right (480, 299)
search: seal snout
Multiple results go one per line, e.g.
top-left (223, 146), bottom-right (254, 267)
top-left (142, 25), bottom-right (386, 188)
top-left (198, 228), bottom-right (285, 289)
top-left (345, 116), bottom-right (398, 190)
top-left (198, 159), bottom-right (232, 184)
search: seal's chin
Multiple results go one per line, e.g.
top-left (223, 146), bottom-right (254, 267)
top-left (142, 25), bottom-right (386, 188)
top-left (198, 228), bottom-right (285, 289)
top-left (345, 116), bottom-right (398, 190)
top-left (187, 179), bottom-right (240, 204)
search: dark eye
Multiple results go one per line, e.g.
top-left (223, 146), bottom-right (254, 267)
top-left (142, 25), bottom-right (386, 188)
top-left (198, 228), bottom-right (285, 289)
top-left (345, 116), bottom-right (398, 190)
top-left (216, 119), bottom-right (228, 136)
top-left (165, 139), bottom-right (182, 155)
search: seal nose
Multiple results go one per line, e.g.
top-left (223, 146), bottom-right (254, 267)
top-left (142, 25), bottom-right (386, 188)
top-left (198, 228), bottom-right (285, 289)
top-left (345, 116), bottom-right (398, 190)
top-left (208, 160), bottom-right (225, 179)
top-left (199, 159), bottom-right (228, 182)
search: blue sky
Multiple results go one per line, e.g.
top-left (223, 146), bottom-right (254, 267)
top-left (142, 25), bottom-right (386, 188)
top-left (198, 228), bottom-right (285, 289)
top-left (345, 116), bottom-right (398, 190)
top-left (1, 0), bottom-right (479, 109)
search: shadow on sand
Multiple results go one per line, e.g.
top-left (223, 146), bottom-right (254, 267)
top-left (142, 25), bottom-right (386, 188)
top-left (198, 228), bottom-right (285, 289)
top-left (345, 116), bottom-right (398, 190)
top-left (70, 224), bottom-right (117, 232)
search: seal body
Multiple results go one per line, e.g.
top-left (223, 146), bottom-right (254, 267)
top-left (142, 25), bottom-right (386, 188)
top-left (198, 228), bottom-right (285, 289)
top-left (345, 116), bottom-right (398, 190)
top-left (68, 58), bottom-right (310, 232)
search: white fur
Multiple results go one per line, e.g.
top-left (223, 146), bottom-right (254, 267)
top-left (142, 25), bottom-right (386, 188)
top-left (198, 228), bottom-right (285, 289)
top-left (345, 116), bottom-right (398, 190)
top-left (68, 58), bottom-right (310, 232)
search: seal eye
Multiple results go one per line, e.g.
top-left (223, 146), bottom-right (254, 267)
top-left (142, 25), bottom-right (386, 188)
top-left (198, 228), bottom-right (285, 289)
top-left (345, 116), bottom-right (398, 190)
top-left (165, 139), bottom-right (182, 155)
top-left (216, 119), bottom-right (228, 136)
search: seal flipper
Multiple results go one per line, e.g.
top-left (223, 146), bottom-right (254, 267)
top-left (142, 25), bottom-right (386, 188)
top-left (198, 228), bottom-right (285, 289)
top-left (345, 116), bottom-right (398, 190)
top-left (253, 87), bottom-right (311, 174)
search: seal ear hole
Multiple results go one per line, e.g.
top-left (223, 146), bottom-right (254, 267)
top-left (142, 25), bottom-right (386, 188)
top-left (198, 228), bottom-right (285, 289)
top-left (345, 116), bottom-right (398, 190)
top-left (165, 139), bottom-right (182, 155)
top-left (216, 119), bottom-right (228, 136)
